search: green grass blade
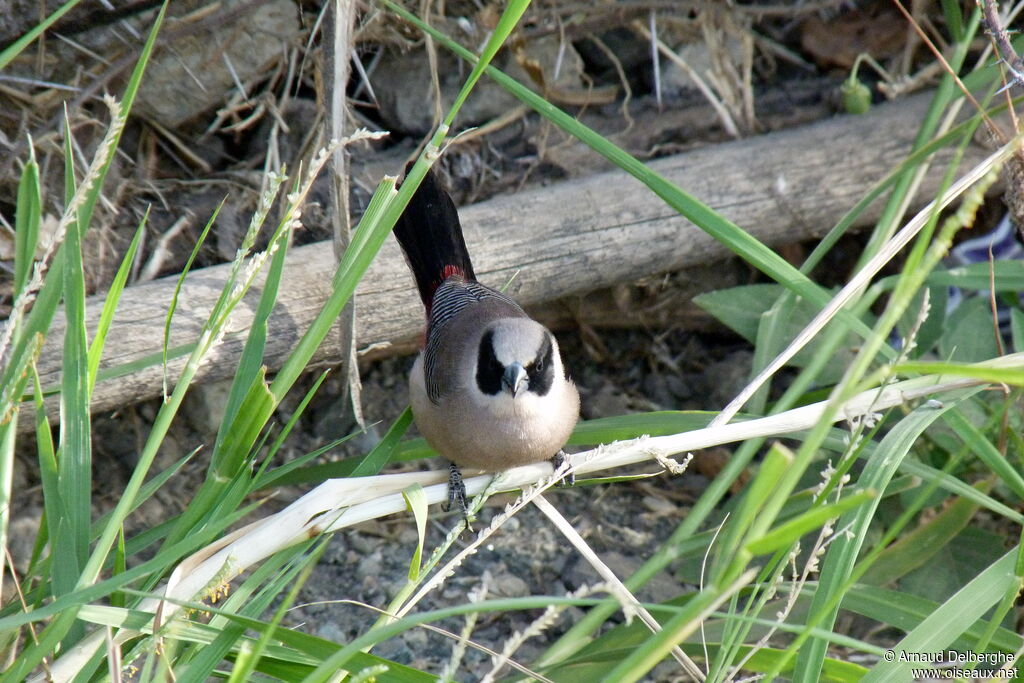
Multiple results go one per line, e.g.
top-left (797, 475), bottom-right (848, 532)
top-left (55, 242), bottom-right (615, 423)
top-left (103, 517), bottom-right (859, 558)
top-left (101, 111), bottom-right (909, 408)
top-left (969, 557), bottom-right (1022, 656)
top-left (894, 360), bottom-right (1024, 386)
top-left (27, 368), bottom-right (56, 586)
top-left (111, 527), bottom-right (127, 609)
top-left (0, 7), bottom-right (173, 677)
top-left (68, 0), bottom-right (167, 564)
top-left (920, 260), bottom-right (1024, 290)
top-left (258, 369), bottom-right (331, 472)
top-left (350, 407), bottom-right (413, 478)
top-left (941, 0), bottom-right (965, 40)
top-left (942, 409), bottom-right (1024, 498)
top-left (173, 540), bottom-right (317, 682)
top-left (0, 401), bottom-right (13, 608)
top-left (599, 574), bottom-right (753, 683)
top-left (839, 583), bottom-right (1022, 653)
top-left (860, 483), bottom-right (986, 586)
top-left (63, 113), bottom-right (76, 204)
top-left (1, 266), bottom-right (60, 429)
top-left (0, 0), bottom-right (83, 70)
top-left (212, 206), bottom-right (291, 462)
top-left (268, 176), bottom-right (398, 400)
top-left (162, 201), bottom-right (221, 399)
top-left (790, 398), bottom-right (963, 681)
top-left (13, 143), bottom-right (41, 296)
top-left (899, 457), bottom-right (1022, 523)
top-left (88, 342), bottom-right (196, 387)
top-left (402, 484), bottom-right (428, 581)
top-left (166, 367), bottom-right (274, 544)
top-left (861, 549), bottom-right (1019, 682)
top-left (87, 207), bottom-right (146, 393)
top-left (53, 147), bottom-right (92, 612)
top-left (712, 442), bottom-right (792, 584)
top-left (100, 596), bottom-right (437, 681)
top-left (570, 411), bottom-right (718, 444)
top-left (745, 489), bottom-right (877, 557)
top-left (0, 145), bottom-right (69, 429)
top-left (253, 434), bottom-right (359, 489)
top-left (225, 543), bottom-right (327, 683)
top-left (0, 141), bottom-right (40, 600)
top-left (441, 0), bottom-right (529, 129)
top-left (1012, 309), bottom-right (1024, 353)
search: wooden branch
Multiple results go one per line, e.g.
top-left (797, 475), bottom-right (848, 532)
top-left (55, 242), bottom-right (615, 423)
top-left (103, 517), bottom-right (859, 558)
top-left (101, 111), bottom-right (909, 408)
top-left (7, 93), bottom-right (995, 430)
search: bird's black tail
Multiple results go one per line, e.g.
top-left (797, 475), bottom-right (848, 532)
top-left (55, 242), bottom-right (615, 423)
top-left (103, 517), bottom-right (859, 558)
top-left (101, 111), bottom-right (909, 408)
top-left (393, 167), bottom-right (476, 310)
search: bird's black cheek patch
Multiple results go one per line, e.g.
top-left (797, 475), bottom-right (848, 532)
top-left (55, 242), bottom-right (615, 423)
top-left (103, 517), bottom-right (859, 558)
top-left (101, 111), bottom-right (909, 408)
top-left (527, 335), bottom-right (554, 397)
top-left (476, 329), bottom-right (504, 396)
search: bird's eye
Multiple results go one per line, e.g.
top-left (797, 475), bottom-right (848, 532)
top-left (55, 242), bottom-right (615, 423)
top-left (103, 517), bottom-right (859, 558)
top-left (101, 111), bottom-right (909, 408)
top-left (535, 358), bottom-right (544, 373)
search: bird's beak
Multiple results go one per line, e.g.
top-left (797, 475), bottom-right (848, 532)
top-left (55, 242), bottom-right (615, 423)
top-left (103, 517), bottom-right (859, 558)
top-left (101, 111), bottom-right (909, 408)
top-left (502, 362), bottom-right (528, 397)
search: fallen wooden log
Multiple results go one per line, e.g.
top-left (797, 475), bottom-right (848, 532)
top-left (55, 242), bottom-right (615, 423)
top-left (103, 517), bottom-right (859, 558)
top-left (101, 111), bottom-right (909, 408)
top-left (8, 93), bottom-right (992, 429)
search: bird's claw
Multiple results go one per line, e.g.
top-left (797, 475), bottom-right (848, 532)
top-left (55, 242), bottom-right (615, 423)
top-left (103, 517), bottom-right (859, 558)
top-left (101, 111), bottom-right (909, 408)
top-left (443, 462), bottom-right (469, 515)
top-left (551, 450), bottom-right (574, 487)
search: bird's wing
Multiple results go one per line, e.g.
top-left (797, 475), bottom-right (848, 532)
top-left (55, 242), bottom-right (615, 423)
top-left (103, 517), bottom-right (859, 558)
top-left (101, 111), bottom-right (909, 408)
top-left (422, 279), bottom-right (527, 403)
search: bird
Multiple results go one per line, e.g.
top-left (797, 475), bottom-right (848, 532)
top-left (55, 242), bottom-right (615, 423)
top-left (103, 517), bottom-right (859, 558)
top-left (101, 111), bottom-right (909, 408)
top-left (392, 166), bottom-right (580, 513)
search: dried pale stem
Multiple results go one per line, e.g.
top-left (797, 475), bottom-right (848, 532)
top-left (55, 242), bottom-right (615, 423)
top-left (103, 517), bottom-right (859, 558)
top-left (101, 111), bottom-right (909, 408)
top-left (532, 494), bottom-right (705, 681)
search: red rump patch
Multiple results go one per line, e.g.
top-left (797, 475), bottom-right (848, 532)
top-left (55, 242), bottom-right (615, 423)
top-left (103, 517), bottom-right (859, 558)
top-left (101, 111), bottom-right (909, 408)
top-left (424, 265), bottom-right (466, 319)
top-left (441, 264), bottom-right (465, 280)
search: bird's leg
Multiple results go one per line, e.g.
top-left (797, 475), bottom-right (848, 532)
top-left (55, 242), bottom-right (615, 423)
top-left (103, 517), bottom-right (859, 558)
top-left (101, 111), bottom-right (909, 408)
top-left (550, 450), bottom-right (574, 487)
top-left (443, 461), bottom-right (468, 514)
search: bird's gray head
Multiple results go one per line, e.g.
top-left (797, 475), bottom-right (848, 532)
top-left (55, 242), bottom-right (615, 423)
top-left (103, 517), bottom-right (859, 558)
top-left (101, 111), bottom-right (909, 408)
top-left (475, 319), bottom-right (560, 399)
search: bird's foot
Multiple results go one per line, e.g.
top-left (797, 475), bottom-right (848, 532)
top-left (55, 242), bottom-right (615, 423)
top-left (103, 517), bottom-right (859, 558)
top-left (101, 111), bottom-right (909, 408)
top-left (443, 462), bottom-right (469, 515)
top-left (550, 450), bottom-right (575, 487)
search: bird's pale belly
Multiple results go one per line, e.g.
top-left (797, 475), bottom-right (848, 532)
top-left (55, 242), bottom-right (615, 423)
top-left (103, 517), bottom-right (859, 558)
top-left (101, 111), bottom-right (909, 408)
top-left (409, 365), bottom-right (575, 471)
